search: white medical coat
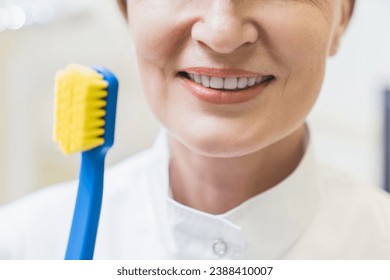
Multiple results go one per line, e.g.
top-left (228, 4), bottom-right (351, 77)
top-left (1, 130), bottom-right (390, 259)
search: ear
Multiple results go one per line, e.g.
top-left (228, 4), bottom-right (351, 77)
top-left (117, 0), bottom-right (128, 20)
top-left (329, 0), bottom-right (355, 56)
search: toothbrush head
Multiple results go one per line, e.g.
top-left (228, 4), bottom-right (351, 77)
top-left (53, 64), bottom-right (118, 155)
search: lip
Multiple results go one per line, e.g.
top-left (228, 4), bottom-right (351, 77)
top-left (179, 68), bottom-right (274, 105)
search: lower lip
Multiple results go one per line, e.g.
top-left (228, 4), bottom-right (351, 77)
top-left (181, 77), bottom-right (271, 105)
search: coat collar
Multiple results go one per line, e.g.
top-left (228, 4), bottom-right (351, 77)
top-left (146, 125), bottom-right (320, 259)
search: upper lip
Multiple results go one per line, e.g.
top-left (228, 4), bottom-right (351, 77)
top-left (180, 67), bottom-right (271, 78)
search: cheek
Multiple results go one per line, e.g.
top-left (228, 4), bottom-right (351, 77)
top-left (128, 7), bottom-right (197, 116)
top-left (128, 10), bottom-right (186, 123)
top-left (265, 11), bottom-right (332, 113)
top-left (267, 12), bottom-right (331, 73)
top-left (131, 25), bottom-right (173, 68)
top-left (129, 7), bottom-right (191, 69)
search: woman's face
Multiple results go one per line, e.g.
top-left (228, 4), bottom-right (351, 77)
top-left (124, 0), bottom-right (353, 157)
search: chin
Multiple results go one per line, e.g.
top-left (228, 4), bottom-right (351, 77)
top-left (170, 128), bottom-right (272, 159)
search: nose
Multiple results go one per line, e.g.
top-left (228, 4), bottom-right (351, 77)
top-left (191, 1), bottom-right (259, 54)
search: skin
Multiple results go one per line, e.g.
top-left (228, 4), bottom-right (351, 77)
top-left (118, 0), bottom-right (355, 214)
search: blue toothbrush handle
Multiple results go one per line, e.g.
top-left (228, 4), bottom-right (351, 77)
top-left (65, 148), bottom-right (106, 260)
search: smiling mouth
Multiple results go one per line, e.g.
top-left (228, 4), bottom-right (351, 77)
top-left (178, 71), bottom-right (275, 91)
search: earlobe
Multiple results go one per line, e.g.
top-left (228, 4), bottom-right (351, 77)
top-left (329, 0), bottom-right (355, 56)
top-left (117, 0), bottom-right (128, 20)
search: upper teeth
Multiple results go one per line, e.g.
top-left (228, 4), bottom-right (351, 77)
top-left (188, 74), bottom-right (270, 90)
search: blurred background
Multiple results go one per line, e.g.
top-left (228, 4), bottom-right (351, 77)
top-left (0, 0), bottom-right (389, 205)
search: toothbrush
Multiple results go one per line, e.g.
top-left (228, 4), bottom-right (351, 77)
top-left (54, 64), bottom-right (118, 260)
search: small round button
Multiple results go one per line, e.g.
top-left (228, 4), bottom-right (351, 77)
top-left (212, 239), bottom-right (228, 256)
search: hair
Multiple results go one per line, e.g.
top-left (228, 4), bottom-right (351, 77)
top-left (120, 0), bottom-right (126, 8)
top-left (117, 0), bottom-right (127, 18)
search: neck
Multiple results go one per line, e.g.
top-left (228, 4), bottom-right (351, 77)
top-left (169, 125), bottom-right (306, 214)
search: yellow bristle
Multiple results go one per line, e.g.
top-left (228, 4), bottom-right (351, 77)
top-left (54, 64), bottom-right (108, 155)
